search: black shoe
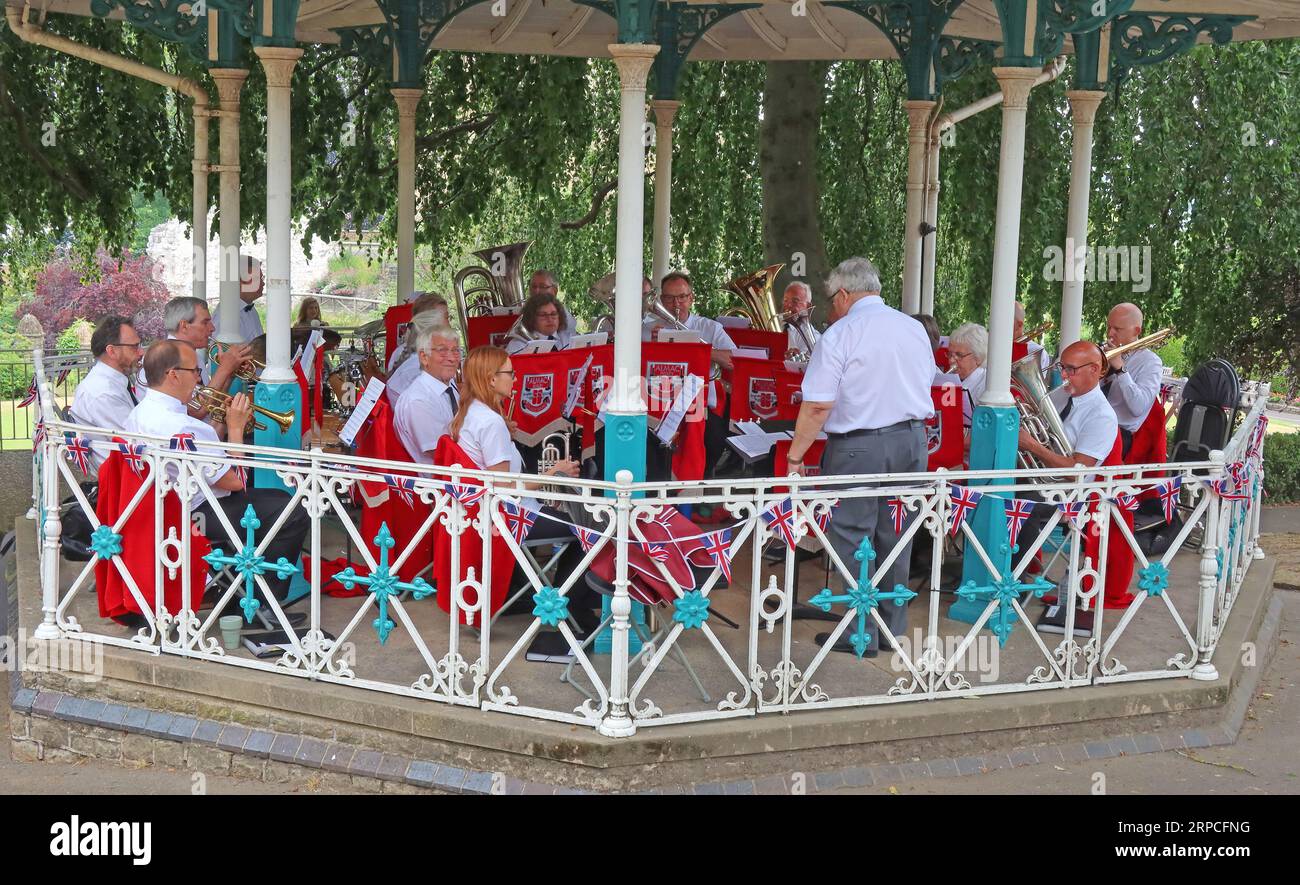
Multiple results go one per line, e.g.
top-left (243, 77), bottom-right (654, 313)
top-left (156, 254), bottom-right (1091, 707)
top-left (111, 612), bottom-right (149, 630)
top-left (815, 632), bottom-right (879, 658)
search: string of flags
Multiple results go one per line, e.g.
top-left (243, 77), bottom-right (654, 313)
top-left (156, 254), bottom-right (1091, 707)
top-left (64, 433), bottom-right (93, 476)
top-left (18, 377), bottom-right (38, 409)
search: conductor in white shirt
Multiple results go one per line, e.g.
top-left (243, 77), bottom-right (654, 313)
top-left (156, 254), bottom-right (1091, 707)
top-left (71, 315), bottom-right (142, 432)
top-left (1103, 302), bottom-right (1164, 459)
top-left (785, 257), bottom-right (935, 657)
top-left (213, 256), bottom-right (265, 343)
top-left (394, 323), bottom-right (461, 464)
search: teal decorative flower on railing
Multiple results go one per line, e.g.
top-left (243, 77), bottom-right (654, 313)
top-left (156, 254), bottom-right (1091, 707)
top-left (89, 524), bottom-right (123, 559)
top-left (531, 586), bottom-right (569, 628)
top-left (334, 523), bottom-right (433, 644)
top-left (807, 537), bottom-right (917, 658)
top-left (673, 591), bottom-right (711, 630)
top-left (956, 568), bottom-right (1053, 647)
top-left (1138, 561), bottom-right (1169, 597)
top-left (203, 505), bottom-right (300, 624)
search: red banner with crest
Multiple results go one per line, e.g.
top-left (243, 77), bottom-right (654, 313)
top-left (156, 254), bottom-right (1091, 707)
top-left (467, 314), bottom-right (519, 351)
top-left (642, 341), bottom-right (711, 481)
top-left (728, 357), bottom-right (805, 423)
top-left (383, 303), bottom-right (413, 365)
top-left (724, 328), bottom-right (789, 359)
top-left (505, 348), bottom-right (592, 445)
top-left (927, 384), bottom-right (963, 470)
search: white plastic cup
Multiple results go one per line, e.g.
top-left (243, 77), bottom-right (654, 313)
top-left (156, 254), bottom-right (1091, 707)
top-left (219, 615), bottom-right (243, 651)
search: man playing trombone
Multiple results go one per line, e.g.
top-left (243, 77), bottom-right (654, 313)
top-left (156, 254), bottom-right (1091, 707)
top-left (1103, 302), bottom-right (1165, 460)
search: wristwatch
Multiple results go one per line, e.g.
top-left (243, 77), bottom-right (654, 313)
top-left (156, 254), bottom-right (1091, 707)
top-left (786, 453), bottom-right (803, 463)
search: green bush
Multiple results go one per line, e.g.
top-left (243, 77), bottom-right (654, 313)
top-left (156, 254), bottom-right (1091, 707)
top-left (1263, 433), bottom-right (1300, 504)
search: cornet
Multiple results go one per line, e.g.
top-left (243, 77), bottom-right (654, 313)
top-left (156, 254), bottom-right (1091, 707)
top-left (189, 386), bottom-right (296, 434)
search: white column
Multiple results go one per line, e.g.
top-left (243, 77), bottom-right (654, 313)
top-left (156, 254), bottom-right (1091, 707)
top-left (391, 87), bottom-right (423, 304)
top-left (901, 99), bottom-right (936, 315)
top-left (607, 43), bottom-right (658, 416)
top-left (920, 127), bottom-right (941, 315)
top-left (210, 68), bottom-right (248, 344)
top-left (254, 46), bottom-right (303, 383)
top-left (190, 106), bottom-right (209, 302)
top-left (1060, 89), bottom-right (1106, 351)
top-left (650, 99), bottom-right (680, 288)
top-left (981, 67), bottom-right (1040, 407)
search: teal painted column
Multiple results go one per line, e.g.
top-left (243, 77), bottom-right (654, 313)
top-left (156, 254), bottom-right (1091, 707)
top-left (252, 380), bottom-right (303, 492)
top-left (597, 413), bottom-right (647, 654)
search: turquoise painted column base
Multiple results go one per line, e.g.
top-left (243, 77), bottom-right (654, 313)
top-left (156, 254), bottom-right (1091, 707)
top-left (596, 410), bottom-right (647, 652)
top-left (252, 380), bottom-right (304, 494)
top-left (949, 403), bottom-right (1021, 628)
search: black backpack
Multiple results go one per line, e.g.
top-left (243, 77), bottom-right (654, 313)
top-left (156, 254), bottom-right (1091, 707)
top-left (1170, 358), bottom-right (1241, 464)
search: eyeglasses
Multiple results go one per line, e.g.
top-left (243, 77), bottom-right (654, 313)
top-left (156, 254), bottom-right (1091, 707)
top-left (535, 311), bottom-right (560, 319)
top-left (950, 350), bottom-right (974, 361)
top-left (660, 292), bottom-right (691, 302)
top-left (110, 340), bottom-right (142, 350)
top-left (495, 370), bottom-right (516, 378)
top-left (1060, 362), bottom-right (1100, 376)
top-left (171, 366), bottom-right (202, 376)
top-left (425, 346), bottom-right (460, 356)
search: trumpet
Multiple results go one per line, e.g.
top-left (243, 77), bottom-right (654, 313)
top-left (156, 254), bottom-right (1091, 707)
top-left (189, 386), bottom-right (296, 434)
top-left (235, 358), bottom-right (265, 384)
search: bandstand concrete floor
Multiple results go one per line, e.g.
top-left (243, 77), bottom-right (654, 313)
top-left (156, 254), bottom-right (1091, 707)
top-left (21, 510), bottom-right (1278, 790)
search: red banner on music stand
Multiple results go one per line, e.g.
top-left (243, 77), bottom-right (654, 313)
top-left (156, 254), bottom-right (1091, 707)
top-left (729, 357), bottom-right (804, 422)
top-left (643, 341), bottom-right (710, 482)
top-left (383, 303), bottom-right (413, 365)
top-left (927, 384), bottom-right (963, 470)
top-left (506, 349), bottom-right (590, 445)
top-left (466, 314), bottom-right (518, 351)
top-left (771, 438), bottom-right (825, 494)
top-left (725, 328), bottom-right (789, 359)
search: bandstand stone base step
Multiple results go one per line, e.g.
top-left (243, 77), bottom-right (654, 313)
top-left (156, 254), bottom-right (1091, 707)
top-left (6, 519), bottom-right (1281, 795)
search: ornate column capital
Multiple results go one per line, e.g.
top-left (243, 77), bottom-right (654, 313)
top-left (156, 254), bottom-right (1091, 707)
top-left (390, 87), bottom-right (424, 118)
top-left (253, 46), bottom-right (304, 88)
top-left (650, 99), bottom-right (681, 129)
top-left (1066, 89), bottom-right (1107, 125)
top-left (992, 65), bottom-right (1041, 110)
top-left (905, 99), bottom-right (936, 131)
top-left (210, 66), bottom-right (250, 104)
top-left (608, 43), bottom-right (659, 90)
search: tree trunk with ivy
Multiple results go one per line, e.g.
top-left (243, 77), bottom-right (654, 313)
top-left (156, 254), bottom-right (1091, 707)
top-left (760, 61), bottom-right (830, 323)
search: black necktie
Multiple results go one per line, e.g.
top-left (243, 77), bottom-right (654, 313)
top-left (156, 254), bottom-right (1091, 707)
top-left (446, 385), bottom-right (458, 413)
top-left (126, 380), bottom-right (138, 406)
top-left (243, 303), bottom-right (254, 313)
top-left (1061, 397), bottom-right (1074, 419)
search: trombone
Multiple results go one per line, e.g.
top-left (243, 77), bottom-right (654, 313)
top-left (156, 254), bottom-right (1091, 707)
top-left (189, 386), bottom-right (296, 434)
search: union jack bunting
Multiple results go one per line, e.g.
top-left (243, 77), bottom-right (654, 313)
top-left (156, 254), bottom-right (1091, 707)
top-left (814, 499), bottom-right (838, 534)
top-left (1227, 461), bottom-right (1245, 486)
top-left (443, 481), bottom-right (485, 508)
top-left (232, 463), bottom-right (248, 489)
top-left (168, 433), bottom-right (197, 452)
top-left (1212, 478), bottom-right (1249, 501)
top-left (570, 525), bottom-right (602, 552)
top-left (18, 377), bottom-right (38, 408)
top-left (64, 433), bottom-right (93, 476)
top-left (947, 485), bottom-right (983, 537)
top-left (32, 420), bottom-right (46, 450)
top-left (1057, 499), bottom-right (1088, 527)
top-left (650, 505), bottom-right (679, 528)
top-left (760, 498), bottom-right (799, 547)
top-left (55, 367), bottom-right (72, 388)
top-left (887, 498), bottom-right (907, 535)
top-left (1003, 497), bottom-right (1036, 549)
top-left (111, 437), bottom-right (147, 477)
top-left (645, 541), bottom-right (671, 563)
top-left (1156, 476), bottom-right (1182, 523)
top-left (1113, 492), bottom-right (1140, 514)
top-left (702, 529), bottom-right (734, 584)
top-left (500, 499), bottom-right (538, 544)
top-left (384, 474), bottom-right (417, 507)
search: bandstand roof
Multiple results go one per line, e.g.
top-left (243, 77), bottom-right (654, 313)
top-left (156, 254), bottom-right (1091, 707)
top-left (9, 0), bottom-right (1300, 62)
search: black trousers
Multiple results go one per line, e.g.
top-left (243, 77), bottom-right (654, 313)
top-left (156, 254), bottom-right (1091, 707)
top-left (196, 488), bottom-right (310, 602)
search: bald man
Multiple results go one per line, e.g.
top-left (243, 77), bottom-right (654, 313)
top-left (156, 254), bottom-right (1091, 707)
top-left (1103, 302), bottom-right (1164, 459)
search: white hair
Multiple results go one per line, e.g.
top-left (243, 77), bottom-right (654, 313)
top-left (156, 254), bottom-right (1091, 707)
top-left (413, 316), bottom-right (459, 355)
top-left (825, 257), bottom-right (882, 297)
top-left (163, 296), bottom-right (207, 333)
top-left (784, 281), bottom-right (812, 300)
top-left (949, 323), bottom-right (988, 365)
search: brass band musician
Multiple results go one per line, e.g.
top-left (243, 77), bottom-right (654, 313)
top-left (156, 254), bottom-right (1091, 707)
top-left (782, 281), bottom-right (821, 357)
top-left (1103, 302), bottom-right (1165, 460)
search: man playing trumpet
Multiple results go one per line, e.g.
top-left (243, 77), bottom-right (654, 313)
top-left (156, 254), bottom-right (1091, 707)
top-left (782, 281), bottom-right (821, 358)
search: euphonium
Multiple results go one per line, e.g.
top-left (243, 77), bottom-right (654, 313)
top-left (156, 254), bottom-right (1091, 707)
top-left (452, 241), bottom-right (531, 340)
top-left (721, 263), bottom-right (785, 332)
top-left (1010, 351), bottom-right (1073, 477)
top-left (189, 386), bottom-right (296, 434)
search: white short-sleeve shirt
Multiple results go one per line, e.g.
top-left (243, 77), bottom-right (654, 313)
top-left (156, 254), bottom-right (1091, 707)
top-left (1061, 385), bottom-right (1119, 466)
top-left (385, 345), bottom-right (423, 405)
top-left (455, 400), bottom-right (521, 473)
top-left (122, 389), bottom-right (232, 508)
top-left (71, 361), bottom-right (139, 469)
top-left (1104, 347), bottom-right (1164, 432)
top-left (213, 302), bottom-right (264, 343)
top-left (960, 365), bottom-right (987, 429)
top-left (394, 371), bottom-right (455, 464)
top-left (800, 295), bottom-right (935, 433)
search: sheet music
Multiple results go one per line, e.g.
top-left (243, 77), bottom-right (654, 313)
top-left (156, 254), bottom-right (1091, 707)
top-left (297, 329), bottom-right (324, 378)
top-left (568, 332), bottom-right (608, 349)
top-left (564, 353), bottom-right (593, 417)
top-left (338, 378), bottom-right (385, 446)
top-left (658, 329), bottom-right (702, 345)
top-left (727, 430), bottom-right (791, 460)
top-left (655, 374), bottom-right (705, 444)
top-left (517, 339), bottom-right (556, 354)
top-left (733, 346), bottom-right (769, 360)
top-left (735, 420), bottom-right (765, 436)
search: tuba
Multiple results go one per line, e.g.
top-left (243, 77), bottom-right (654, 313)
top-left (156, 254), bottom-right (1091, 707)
top-left (589, 271), bottom-right (617, 335)
top-left (452, 241), bottom-right (531, 341)
top-left (721, 264), bottom-right (785, 333)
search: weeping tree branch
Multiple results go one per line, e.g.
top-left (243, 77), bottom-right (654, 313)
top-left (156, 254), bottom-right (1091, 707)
top-left (0, 67), bottom-right (92, 203)
top-left (560, 178), bottom-right (616, 230)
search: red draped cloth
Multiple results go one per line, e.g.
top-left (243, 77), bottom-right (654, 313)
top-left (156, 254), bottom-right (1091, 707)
top-left (353, 395), bottom-right (432, 584)
top-left (1127, 399), bottom-right (1170, 508)
top-left (1083, 433), bottom-right (1136, 609)
top-left (94, 451), bottom-right (210, 621)
top-left (431, 436), bottom-right (514, 625)
top-left (588, 506), bottom-right (712, 606)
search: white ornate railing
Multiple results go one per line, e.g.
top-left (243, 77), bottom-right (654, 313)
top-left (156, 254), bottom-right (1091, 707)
top-left (28, 350), bottom-right (1271, 736)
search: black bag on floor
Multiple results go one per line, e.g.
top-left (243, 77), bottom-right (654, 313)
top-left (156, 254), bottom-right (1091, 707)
top-left (59, 484), bottom-right (98, 562)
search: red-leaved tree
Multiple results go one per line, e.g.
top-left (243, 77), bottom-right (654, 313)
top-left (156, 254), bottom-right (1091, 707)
top-left (17, 250), bottom-right (169, 348)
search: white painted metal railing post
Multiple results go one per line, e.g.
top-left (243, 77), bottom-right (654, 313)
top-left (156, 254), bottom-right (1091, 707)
top-left (1193, 450), bottom-right (1226, 681)
top-left (599, 468), bottom-right (637, 737)
top-left (33, 350), bottom-right (61, 640)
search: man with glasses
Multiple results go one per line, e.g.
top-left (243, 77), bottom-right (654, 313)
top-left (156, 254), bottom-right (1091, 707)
top-left (71, 317), bottom-right (144, 469)
top-left (395, 322), bottom-right (462, 464)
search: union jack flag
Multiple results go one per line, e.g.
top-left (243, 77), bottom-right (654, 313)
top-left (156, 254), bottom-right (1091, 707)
top-left (947, 485), bottom-right (983, 537)
top-left (55, 367), bottom-right (73, 388)
top-left (232, 463), bottom-right (248, 489)
top-left (111, 437), bottom-right (147, 477)
top-left (702, 529), bottom-right (734, 583)
top-left (570, 525), bottom-right (602, 552)
top-left (64, 433), bottom-right (93, 476)
top-left (168, 433), bottom-right (197, 452)
top-left (646, 541), bottom-right (671, 563)
top-left (385, 474), bottom-right (416, 507)
top-left (761, 498), bottom-right (799, 547)
top-left (1157, 476), bottom-right (1182, 523)
top-left (1004, 497), bottom-right (1036, 549)
top-left (1057, 499), bottom-right (1088, 527)
top-left (32, 420), bottom-right (46, 450)
top-left (1113, 492), bottom-right (1140, 514)
top-left (814, 498), bottom-right (838, 534)
top-left (501, 499), bottom-right (537, 544)
top-left (18, 377), bottom-right (38, 408)
top-left (1213, 478), bottom-right (1249, 501)
top-left (443, 481), bottom-right (485, 508)
top-left (887, 498), bottom-right (907, 535)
